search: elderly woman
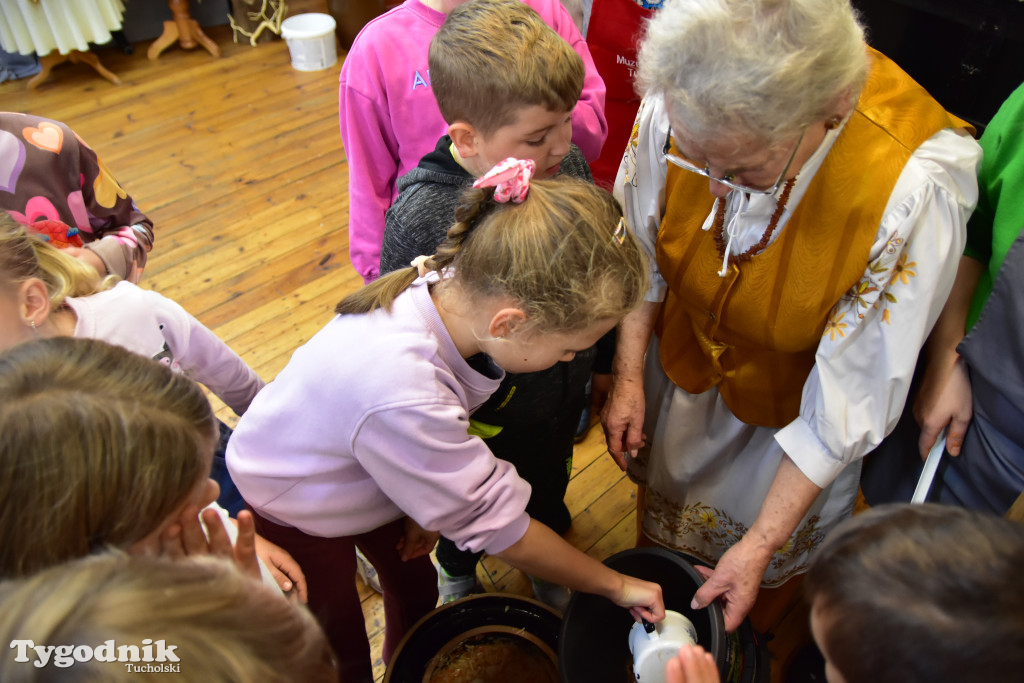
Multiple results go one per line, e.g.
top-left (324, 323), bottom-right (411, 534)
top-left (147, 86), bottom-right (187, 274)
top-left (602, 0), bottom-right (982, 633)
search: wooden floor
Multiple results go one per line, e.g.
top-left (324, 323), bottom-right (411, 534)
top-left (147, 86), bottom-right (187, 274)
top-left (0, 4), bottom-right (637, 679)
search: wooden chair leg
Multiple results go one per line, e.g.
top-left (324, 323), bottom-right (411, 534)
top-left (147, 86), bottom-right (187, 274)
top-left (149, 0), bottom-right (221, 60)
top-left (69, 50), bottom-right (122, 85)
top-left (26, 52), bottom-right (66, 90)
top-left (148, 20), bottom-right (181, 60)
top-left (188, 20), bottom-right (221, 58)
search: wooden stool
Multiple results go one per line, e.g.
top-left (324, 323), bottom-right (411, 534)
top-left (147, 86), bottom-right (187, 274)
top-left (27, 50), bottom-right (122, 90)
top-left (148, 0), bottom-right (220, 60)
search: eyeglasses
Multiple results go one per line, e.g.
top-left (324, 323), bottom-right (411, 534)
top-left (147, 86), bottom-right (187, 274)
top-left (662, 127), bottom-right (805, 196)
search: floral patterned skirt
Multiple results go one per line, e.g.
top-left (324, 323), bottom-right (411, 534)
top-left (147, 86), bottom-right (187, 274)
top-left (626, 338), bottom-right (861, 586)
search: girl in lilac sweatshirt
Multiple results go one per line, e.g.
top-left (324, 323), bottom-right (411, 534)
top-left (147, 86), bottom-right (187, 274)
top-left (227, 162), bottom-right (663, 682)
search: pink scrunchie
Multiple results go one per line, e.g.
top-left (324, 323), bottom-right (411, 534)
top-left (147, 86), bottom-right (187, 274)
top-left (472, 158), bottom-right (536, 203)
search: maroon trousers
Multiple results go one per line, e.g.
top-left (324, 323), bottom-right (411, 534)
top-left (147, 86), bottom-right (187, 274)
top-left (250, 511), bottom-right (438, 683)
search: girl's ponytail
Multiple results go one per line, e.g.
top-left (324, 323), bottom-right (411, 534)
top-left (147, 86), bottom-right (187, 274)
top-left (334, 184), bottom-right (498, 316)
top-left (429, 186), bottom-right (497, 272)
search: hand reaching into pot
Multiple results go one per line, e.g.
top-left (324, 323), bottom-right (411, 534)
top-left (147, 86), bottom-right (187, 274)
top-left (690, 543), bottom-right (767, 634)
top-left (496, 520), bottom-right (666, 623)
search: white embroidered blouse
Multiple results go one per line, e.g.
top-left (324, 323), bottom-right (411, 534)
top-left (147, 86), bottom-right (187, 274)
top-left (615, 93), bottom-right (982, 487)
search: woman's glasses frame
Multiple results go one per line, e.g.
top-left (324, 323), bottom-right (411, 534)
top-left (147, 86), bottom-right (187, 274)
top-left (662, 127), bottom-right (805, 196)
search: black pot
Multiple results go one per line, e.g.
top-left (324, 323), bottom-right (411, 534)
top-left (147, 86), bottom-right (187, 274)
top-left (558, 547), bottom-right (770, 683)
top-left (386, 550), bottom-right (769, 682)
top-left (386, 593), bottom-right (563, 682)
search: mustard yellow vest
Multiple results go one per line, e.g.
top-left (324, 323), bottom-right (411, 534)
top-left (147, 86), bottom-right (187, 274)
top-left (655, 48), bottom-right (969, 427)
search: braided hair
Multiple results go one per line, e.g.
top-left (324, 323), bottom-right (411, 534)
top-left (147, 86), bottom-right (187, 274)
top-left (335, 176), bottom-right (647, 335)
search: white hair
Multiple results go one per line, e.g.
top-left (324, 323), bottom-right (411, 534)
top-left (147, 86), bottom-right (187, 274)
top-left (637, 0), bottom-right (869, 145)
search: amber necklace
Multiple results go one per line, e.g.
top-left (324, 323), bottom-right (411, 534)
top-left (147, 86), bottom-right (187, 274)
top-left (713, 178), bottom-right (796, 264)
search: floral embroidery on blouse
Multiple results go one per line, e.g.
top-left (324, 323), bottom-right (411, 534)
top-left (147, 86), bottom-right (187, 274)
top-left (824, 309), bottom-right (849, 340)
top-left (890, 252), bottom-right (917, 285)
top-left (623, 100), bottom-right (647, 189)
top-left (830, 232), bottom-right (916, 329)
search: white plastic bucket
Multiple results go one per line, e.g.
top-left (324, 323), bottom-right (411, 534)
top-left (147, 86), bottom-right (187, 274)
top-left (280, 13), bottom-right (338, 72)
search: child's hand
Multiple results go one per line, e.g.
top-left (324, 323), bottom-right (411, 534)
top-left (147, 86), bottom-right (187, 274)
top-left (253, 532), bottom-right (309, 602)
top-left (225, 510), bottom-right (261, 582)
top-left (615, 573), bottom-right (665, 625)
top-left (159, 505), bottom-right (261, 583)
top-left (396, 516), bottom-right (440, 561)
top-left (665, 645), bottom-right (720, 683)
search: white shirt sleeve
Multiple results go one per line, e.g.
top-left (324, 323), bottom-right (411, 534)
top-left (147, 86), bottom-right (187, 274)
top-left (614, 93), bottom-right (671, 303)
top-left (776, 128), bottom-right (982, 487)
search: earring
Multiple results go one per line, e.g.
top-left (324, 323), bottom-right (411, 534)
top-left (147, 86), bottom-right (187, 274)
top-left (30, 320), bottom-right (39, 338)
top-left (825, 115), bottom-right (842, 130)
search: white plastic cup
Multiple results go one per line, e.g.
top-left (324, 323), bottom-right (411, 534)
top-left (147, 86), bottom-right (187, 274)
top-left (280, 13), bottom-right (338, 71)
top-left (628, 611), bottom-right (699, 683)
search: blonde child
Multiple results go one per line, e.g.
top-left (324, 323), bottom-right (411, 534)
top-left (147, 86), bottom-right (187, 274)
top-left (228, 165), bottom-right (665, 681)
top-left (0, 553), bottom-right (336, 682)
top-left (379, 0), bottom-right (605, 608)
top-left (0, 336), bottom-right (275, 589)
top-left (0, 213), bottom-right (260, 519)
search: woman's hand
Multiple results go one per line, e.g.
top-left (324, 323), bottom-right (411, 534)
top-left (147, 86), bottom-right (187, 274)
top-left (690, 536), bottom-right (772, 633)
top-left (616, 573), bottom-right (666, 624)
top-left (396, 516), bottom-right (440, 561)
top-left (690, 455), bottom-right (821, 631)
top-left (666, 645), bottom-right (721, 683)
top-left (601, 302), bottom-right (659, 470)
top-left (914, 355), bottom-right (972, 458)
top-left (253, 532), bottom-right (309, 602)
top-left (160, 506), bottom-right (261, 582)
top-left (601, 375), bottom-right (647, 470)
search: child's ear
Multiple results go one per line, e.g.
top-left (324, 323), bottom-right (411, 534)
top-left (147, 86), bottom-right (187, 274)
top-left (19, 278), bottom-right (52, 327)
top-left (488, 307), bottom-right (529, 339)
top-left (449, 122), bottom-right (481, 158)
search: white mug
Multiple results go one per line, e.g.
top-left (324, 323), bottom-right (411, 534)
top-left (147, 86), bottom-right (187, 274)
top-left (627, 610), bottom-right (699, 682)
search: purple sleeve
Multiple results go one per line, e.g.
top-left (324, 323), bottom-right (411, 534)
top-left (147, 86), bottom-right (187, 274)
top-left (530, 0), bottom-right (608, 161)
top-left (146, 290), bottom-right (265, 415)
top-left (355, 401), bottom-right (533, 555)
top-left (339, 59), bottom-right (399, 284)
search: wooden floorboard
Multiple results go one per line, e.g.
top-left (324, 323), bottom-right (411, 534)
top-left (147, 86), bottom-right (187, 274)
top-left (0, 5), bottom-right (639, 679)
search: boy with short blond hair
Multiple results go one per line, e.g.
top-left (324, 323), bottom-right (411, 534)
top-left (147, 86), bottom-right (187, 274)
top-left (379, 0), bottom-right (599, 608)
top-left (428, 0), bottom-right (585, 144)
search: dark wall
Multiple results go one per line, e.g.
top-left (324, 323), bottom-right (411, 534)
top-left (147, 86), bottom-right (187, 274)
top-left (121, 0), bottom-right (231, 44)
top-left (853, 0), bottom-right (1024, 131)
